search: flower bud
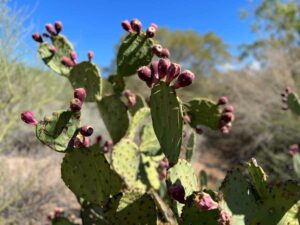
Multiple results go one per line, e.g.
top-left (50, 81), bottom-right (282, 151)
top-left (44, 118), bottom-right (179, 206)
top-left (174, 70), bottom-right (195, 89)
top-left (45, 23), bottom-right (56, 35)
top-left (128, 95), bottom-right (136, 107)
top-left (160, 48), bottom-right (170, 58)
top-left (32, 33), bottom-right (43, 43)
top-left (196, 192), bottom-right (218, 211)
top-left (103, 140), bottom-right (113, 153)
top-left (150, 61), bottom-right (159, 83)
top-left (152, 44), bottom-right (163, 57)
top-left (70, 51), bottom-right (77, 62)
top-left (159, 168), bottom-right (167, 180)
top-left (54, 207), bottom-right (64, 218)
top-left (130, 19), bottom-right (142, 33)
top-left (21, 111), bottom-right (38, 125)
top-left (218, 96), bottom-right (228, 105)
top-left (54, 21), bottom-right (63, 34)
top-left (70, 98), bottom-right (83, 111)
top-left (220, 125), bottom-right (230, 135)
top-left (168, 184), bottom-right (185, 204)
top-left (167, 63), bottom-right (181, 83)
top-left (221, 112), bottom-right (234, 123)
top-left (88, 51), bottom-right (94, 62)
top-left (80, 125), bottom-right (94, 137)
top-left (83, 137), bottom-right (91, 147)
top-left (183, 115), bottom-right (191, 124)
top-left (289, 144), bottom-right (300, 156)
top-left (224, 105), bottom-right (234, 113)
top-left (48, 45), bottom-right (57, 54)
top-left (74, 135), bottom-right (84, 148)
top-left (137, 66), bottom-right (152, 82)
top-left (146, 26), bottom-right (156, 38)
top-left (121, 20), bottom-right (132, 32)
top-left (74, 88), bottom-right (86, 102)
top-left (150, 23), bottom-right (158, 29)
top-left (159, 157), bottom-right (169, 169)
top-left (285, 86), bottom-right (292, 94)
top-left (158, 58), bottom-right (171, 79)
top-left (61, 56), bottom-right (76, 67)
top-left (123, 89), bottom-right (133, 98)
top-left (218, 210), bottom-right (232, 225)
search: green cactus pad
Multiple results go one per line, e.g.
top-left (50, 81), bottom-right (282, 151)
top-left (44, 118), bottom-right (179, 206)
top-left (111, 138), bottom-right (145, 191)
top-left (97, 95), bottom-right (129, 143)
top-left (185, 98), bottom-right (222, 130)
top-left (81, 202), bottom-right (108, 225)
top-left (61, 144), bottom-right (123, 205)
top-left (185, 130), bottom-right (196, 162)
top-left (52, 217), bottom-right (78, 225)
top-left (167, 159), bottom-right (198, 217)
top-left (140, 123), bottom-right (161, 156)
top-left (293, 154), bottom-right (300, 178)
top-left (129, 94), bottom-right (147, 116)
top-left (287, 92), bottom-right (300, 115)
top-left (108, 74), bottom-right (125, 94)
top-left (247, 158), bottom-right (268, 199)
top-left (219, 167), bottom-right (259, 225)
top-left (117, 32), bottom-right (154, 77)
top-left (127, 107), bottom-right (150, 140)
top-left (140, 154), bottom-right (163, 190)
top-left (35, 110), bottom-right (80, 152)
top-left (68, 61), bottom-right (102, 102)
top-left (150, 82), bottom-right (183, 165)
top-left (38, 34), bottom-right (74, 76)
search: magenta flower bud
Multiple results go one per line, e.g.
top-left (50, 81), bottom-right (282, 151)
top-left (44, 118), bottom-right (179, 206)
top-left (152, 44), bottom-right (163, 57)
top-left (74, 88), bottom-right (86, 102)
top-left (48, 45), bottom-right (57, 54)
top-left (146, 26), bottom-right (156, 38)
top-left (160, 48), bottom-right (170, 58)
top-left (32, 32), bottom-right (43, 43)
top-left (128, 95), bottom-right (137, 107)
top-left (123, 89), bottom-right (133, 98)
top-left (96, 135), bottom-right (102, 144)
top-left (221, 112), bottom-right (234, 123)
top-left (45, 23), bottom-right (56, 35)
top-left (121, 20), bottom-right (132, 32)
top-left (80, 125), bottom-right (94, 137)
top-left (54, 21), bottom-right (63, 34)
top-left (220, 126), bottom-right (230, 134)
top-left (150, 23), bottom-right (158, 29)
top-left (21, 111), bottom-right (38, 125)
top-left (159, 168), bottom-right (168, 180)
top-left (174, 70), bottom-right (195, 89)
top-left (70, 51), bottom-right (77, 62)
top-left (61, 56), bottom-right (76, 67)
top-left (103, 140), bottom-right (113, 153)
top-left (218, 96), bottom-right (228, 105)
top-left (70, 98), bottom-right (83, 111)
top-left (224, 105), bottom-right (234, 113)
top-left (150, 61), bottom-right (159, 82)
top-left (159, 157), bottom-right (169, 169)
top-left (83, 137), bottom-right (91, 147)
top-left (168, 184), bottom-right (185, 204)
top-left (130, 18), bottom-right (142, 33)
top-left (195, 125), bottom-right (203, 135)
top-left (218, 210), bottom-right (232, 225)
top-left (289, 144), bottom-right (300, 156)
top-left (137, 66), bottom-right (152, 82)
top-left (167, 62), bottom-right (181, 83)
top-left (183, 115), bottom-right (191, 124)
top-left (88, 51), bottom-right (94, 62)
top-left (197, 193), bottom-right (218, 211)
top-left (158, 58), bottom-right (171, 79)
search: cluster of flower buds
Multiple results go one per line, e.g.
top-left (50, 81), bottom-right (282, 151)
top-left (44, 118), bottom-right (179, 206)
top-left (21, 111), bottom-right (38, 126)
top-left (152, 44), bottom-right (170, 58)
top-left (47, 207), bottom-right (64, 221)
top-left (289, 144), bottom-right (300, 156)
top-left (70, 88), bottom-right (86, 112)
top-left (195, 192), bottom-right (218, 211)
top-left (281, 87), bottom-right (291, 110)
top-left (217, 96), bottom-right (234, 134)
top-left (218, 210), bottom-right (232, 225)
top-left (168, 183), bottom-right (185, 204)
top-left (137, 58), bottom-right (194, 89)
top-left (158, 157), bottom-right (169, 180)
top-left (121, 18), bottom-right (157, 38)
top-left (32, 21), bottom-right (63, 43)
top-left (123, 90), bottom-right (137, 107)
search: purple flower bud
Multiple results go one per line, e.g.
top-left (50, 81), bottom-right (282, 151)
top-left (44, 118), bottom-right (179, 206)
top-left (45, 23), bottom-right (56, 35)
top-left (137, 66), bottom-right (152, 82)
top-left (150, 61), bottom-right (159, 83)
top-left (196, 192), bottom-right (218, 211)
top-left (83, 137), bottom-right (91, 147)
top-left (218, 210), bottom-right (232, 225)
top-left (224, 105), bottom-right (234, 113)
top-left (183, 115), bottom-right (191, 124)
top-left (159, 157), bottom-right (169, 169)
top-left (88, 51), bottom-right (94, 62)
top-left (289, 144), bottom-right (300, 156)
top-left (61, 56), bottom-right (76, 67)
top-left (150, 23), bottom-right (158, 29)
top-left (48, 45), bottom-right (57, 54)
top-left (80, 125), bottom-right (94, 137)
top-left (159, 168), bottom-right (168, 180)
top-left (168, 184), bottom-right (185, 204)
top-left (218, 96), bottom-right (228, 105)
top-left (160, 48), bottom-right (170, 58)
top-left (32, 33), bottom-right (43, 43)
top-left (152, 44), bottom-right (163, 57)
top-left (174, 70), bottom-right (195, 89)
top-left (70, 98), bottom-right (83, 111)
top-left (70, 51), bottom-right (77, 62)
top-left (54, 21), bottom-right (63, 34)
top-left (74, 88), bottom-right (86, 102)
top-left (128, 95), bottom-right (137, 107)
top-left (158, 58), bottom-right (171, 79)
top-left (121, 20), bottom-right (132, 32)
top-left (21, 111), bottom-right (38, 125)
top-left (220, 126), bottom-right (230, 135)
top-left (146, 26), bottom-right (156, 38)
top-left (166, 63), bottom-right (181, 83)
top-left (130, 18), bottom-right (142, 33)
top-left (123, 89), bottom-right (133, 98)
top-left (221, 112), bottom-right (234, 123)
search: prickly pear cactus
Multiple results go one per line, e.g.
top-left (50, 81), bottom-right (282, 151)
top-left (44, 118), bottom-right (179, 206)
top-left (150, 81), bottom-right (183, 165)
top-left (61, 144), bottom-right (123, 205)
top-left (36, 110), bottom-right (80, 152)
top-left (68, 62), bottom-right (102, 102)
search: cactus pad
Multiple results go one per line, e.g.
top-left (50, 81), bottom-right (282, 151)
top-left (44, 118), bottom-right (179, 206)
top-left (68, 62), bottom-right (102, 102)
top-left (117, 32), bottom-right (154, 77)
top-left (140, 123), bottom-right (161, 156)
top-left (150, 82), bottom-right (183, 165)
top-left (127, 107), bottom-right (150, 140)
top-left (293, 154), bottom-right (300, 178)
top-left (38, 35), bottom-right (74, 76)
top-left (108, 74), bottom-right (125, 94)
top-left (61, 144), bottom-right (123, 205)
top-left (97, 95), bottom-right (129, 143)
top-left (36, 110), bottom-right (80, 152)
top-left (185, 98), bottom-right (222, 130)
top-left (51, 217), bottom-right (78, 225)
top-left (287, 92), bottom-right (300, 115)
top-left (140, 154), bottom-right (163, 190)
top-left (129, 94), bottom-right (147, 116)
top-left (185, 130), bottom-right (196, 162)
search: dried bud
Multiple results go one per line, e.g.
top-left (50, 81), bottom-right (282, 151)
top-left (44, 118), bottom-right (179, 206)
top-left (74, 88), bottom-right (86, 102)
top-left (158, 58), bottom-right (171, 79)
top-left (152, 44), bottom-right (163, 57)
top-left (48, 45), bottom-right (57, 54)
top-left (32, 32), bottom-right (43, 43)
top-left (218, 210), bottom-right (232, 225)
top-left (54, 21), bottom-right (63, 34)
top-left (80, 125), bottom-right (94, 137)
top-left (167, 62), bottom-right (181, 83)
top-left (21, 111), bottom-right (38, 125)
top-left (70, 98), bottom-right (83, 111)
top-left (196, 192), bottom-right (218, 211)
top-left (218, 96), bottom-right (228, 105)
top-left (121, 20), bottom-right (132, 32)
top-left (174, 70), bottom-right (195, 89)
top-left (146, 26), bottom-right (156, 38)
top-left (183, 115), bottom-right (191, 124)
top-left (61, 56), bottom-right (76, 67)
top-left (168, 184), bottom-right (185, 204)
top-left (160, 48), bottom-right (170, 58)
top-left (70, 51), bottom-right (77, 62)
top-left (88, 51), bottom-right (94, 62)
top-left (289, 144), bottom-right (300, 156)
top-left (224, 105), bottom-right (234, 113)
top-left (150, 23), bottom-right (158, 29)
top-left (130, 18), bottom-right (142, 33)
top-left (45, 23), bottom-right (56, 35)
top-left (137, 66), bottom-right (152, 82)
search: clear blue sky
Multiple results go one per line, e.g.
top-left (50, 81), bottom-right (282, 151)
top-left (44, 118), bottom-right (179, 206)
top-left (11, 0), bottom-right (260, 69)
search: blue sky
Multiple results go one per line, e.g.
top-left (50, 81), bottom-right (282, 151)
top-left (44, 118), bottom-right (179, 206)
top-left (11, 0), bottom-right (260, 69)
